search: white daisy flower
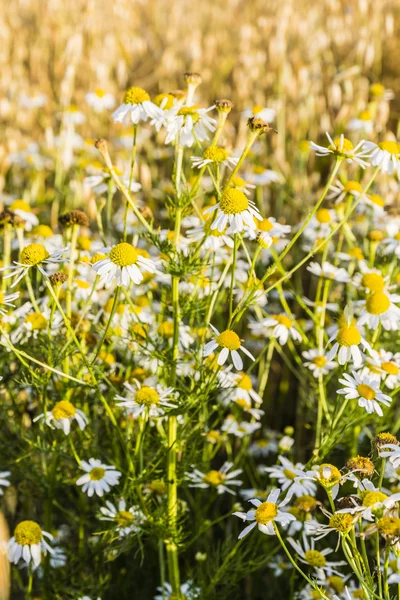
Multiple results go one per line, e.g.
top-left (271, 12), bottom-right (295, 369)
top-left (0, 243), bottom-right (65, 287)
top-left (382, 223), bottom-right (400, 257)
top-left (221, 416), bottom-right (262, 435)
top-left (186, 219), bottom-right (234, 251)
top-left (302, 349), bottom-right (337, 378)
top-left (357, 291), bottom-right (400, 331)
top-left (288, 535), bottom-right (346, 579)
top-left (338, 481), bottom-right (400, 522)
top-left (190, 145), bottom-right (238, 169)
top-left (203, 325), bottom-right (255, 370)
top-left (99, 499), bottom-right (146, 537)
top-left (19, 93), bottom-right (47, 109)
top-left (233, 488), bottom-right (295, 538)
top-left (379, 445), bottom-right (400, 469)
top-left (0, 291), bottom-right (19, 315)
top-left (242, 105), bottom-right (276, 122)
top-left (203, 188), bottom-right (262, 233)
top-left (112, 86), bottom-right (163, 125)
top-left (9, 199), bottom-right (39, 231)
top-left (347, 110), bottom-right (374, 135)
top-left (64, 105), bottom-right (85, 125)
top-left (33, 400), bottom-right (88, 435)
top-left (154, 581), bottom-right (200, 600)
top-left (187, 462), bottom-right (243, 495)
top-left (85, 88), bottom-right (115, 112)
top-left (0, 470), bottom-right (11, 495)
top-left (327, 308), bottom-right (371, 367)
top-left (247, 167), bottom-right (282, 186)
top-left (363, 140), bottom-right (400, 174)
top-left (337, 371), bottom-right (392, 417)
top-left (8, 521), bottom-right (53, 567)
top-left (92, 243), bottom-right (156, 287)
top-left (307, 261), bottom-right (351, 283)
top-left (163, 105), bottom-right (216, 147)
top-left (84, 169), bottom-right (142, 195)
top-left (366, 349), bottom-right (400, 389)
top-left (309, 133), bottom-right (370, 168)
top-left (265, 456), bottom-right (317, 500)
top-left (115, 380), bottom-right (176, 419)
top-left (76, 459), bottom-right (121, 497)
top-left (250, 314), bottom-right (302, 345)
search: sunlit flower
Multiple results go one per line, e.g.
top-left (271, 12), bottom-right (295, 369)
top-left (203, 325), bottom-right (255, 370)
top-left (76, 459), bottom-right (121, 497)
top-left (164, 105), bottom-right (216, 147)
top-left (265, 456), bottom-right (317, 500)
top-left (337, 371), bottom-right (392, 416)
top-left (242, 105), bottom-right (276, 122)
top-left (338, 480), bottom-right (400, 521)
top-left (307, 261), bottom-right (351, 283)
top-left (203, 188), bottom-right (262, 233)
top-left (115, 379), bottom-right (176, 418)
top-left (0, 291), bottom-right (19, 315)
top-left (347, 110), bottom-right (373, 134)
top-left (309, 133), bottom-right (370, 168)
top-left (85, 89), bottom-right (115, 112)
top-left (382, 223), bottom-right (400, 257)
top-left (302, 349), bottom-right (337, 377)
top-left (357, 291), bottom-right (400, 330)
top-left (288, 535), bottom-right (346, 578)
top-left (327, 308), bottom-right (371, 366)
top-left (363, 140), bottom-right (400, 174)
top-left (190, 146), bottom-right (238, 169)
top-left (8, 521), bottom-right (53, 567)
top-left (233, 489), bottom-right (295, 538)
top-left (112, 86), bottom-right (163, 124)
top-left (0, 244), bottom-right (65, 287)
top-left (92, 243), bottom-right (156, 287)
top-left (250, 314), bottom-right (302, 345)
top-left (187, 462), bottom-right (243, 495)
top-left (99, 499), bottom-right (146, 537)
top-left (186, 218), bottom-right (234, 250)
top-left (9, 199), bottom-right (39, 231)
top-left (33, 400), bottom-right (88, 435)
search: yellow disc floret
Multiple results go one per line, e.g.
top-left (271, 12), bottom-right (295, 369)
top-left (25, 313), bottom-right (47, 330)
top-left (378, 141), bottom-right (400, 155)
top-left (203, 470), bottom-right (226, 486)
top-left (312, 356), bottom-right (327, 368)
top-left (219, 189), bottom-right (249, 215)
top-left (329, 138), bottom-right (354, 154)
top-left (362, 491), bottom-right (388, 507)
top-left (366, 292), bottom-right (390, 315)
top-left (51, 400), bottom-right (77, 420)
top-left (356, 384), bottom-right (376, 401)
top-left (255, 501), bottom-right (278, 525)
top-left (20, 244), bottom-right (49, 266)
top-left (328, 513), bottom-right (354, 532)
top-left (216, 330), bottom-right (241, 351)
top-left (336, 325), bottom-right (361, 347)
top-left (203, 146), bottom-right (229, 163)
top-left (381, 362), bottom-right (399, 376)
top-left (89, 467), bottom-right (105, 481)
top-left (135, 386), bottom-right (160, 406)
top-left (123, 87), bottom-right (150, 104)
top-left (109, 243), bottom-right (139, 267)
top-left (361, 273), bottom-right (385, 292)
top-left (318, 464), bottom-right (341, 487)
top-left (304, 550), bottom-right (326, 568)
top-left (14, 521), bottom-right (42, 545)
top-left (316, 209), bottom-right (331, 223)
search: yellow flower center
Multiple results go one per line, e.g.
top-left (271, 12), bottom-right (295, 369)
top-left (344, 180), bottom-right (362, 193)
top-left (370, 83), bottom-right (385, 97)
top-left (237, 373), bottom-right (252, 391)
top-left (381, 362), bottom-right (399, 375)
top-left (219, 189), bottom-right (249, 215)
top-left (10, 199), bottom-right (32, 212)
top-left (75, 279), bottom-right (91, 290)
top-left (109, 243), bottom-right (139, 267)
top-left (356, 384), bottom-right (376, 401)
top-left (369, 229), bottom-right (385, 242)
top-left (273, 315), bottom-right (293, 328)
top-left (123, 87), bottom-right (150, 104)
top-left (20, 244), bottom-right (49, 266)
top-left (316, 209), bottom-right (331, 223)
top-left (318, 464), bottom-right (341, 486)
top-left (329, 137), bottom-right (354, 153)
top-left (362, 491), bottom-right (388, 507)
top-left (361, 273), bottom-right (385, 292)
top-left (327, 576), bottom-right (346, 594)
top-left (231, 176), bottom-right (246, 188)
top-left (149, 480), bottom-right (167, 495)
top-left (89, 467), bottom-right (105, 481)
top-left (252, 105), bottom-right (264, 114)
top-left (154, 93), bottom-right (175, 109)
top-left (216, 330), bottom-right (241, 350)
top-left (377, 516), bottom-right (400, 536)
top-left (115, 510), bottom-right (134, 527)
top-left (203, 146), bottom-right (229, 163)
top-left (283, 468), bottom-right (297, 480)
top-left (203, 470), bottom-right (226, 486)
top-left (295, 495), bottom-right (317, 512)
top-left (328, 513), bottom-right (354, 532)
top-left (359, 110), bottom-right (372, 121)
top-left (348, 247), bottom-right (364, 260)
top-left (14, 521), bottom-right (42, 545)
top-left (31, 225), bottom-right (53, 238)
top-left (312, 355), bottom-right (327, 367)
top-left (235, 397), bottom-right (251, 409)
top-left (51, 400), bottom-right (77, 420)
top-left (336, 325), bottom-right (361, 347)
top-left (395, 232), bottom-right (400, 241)
top-left (25, 313), bottom-right (47, 330)
top-left (304, 550), bottom-right (327, 569)
top-left (378, 141), bottom-right (400, 155)
top-left (95, 88), bottom-right (106, 98)
top-left (254, 501), bottom-right (278, 524)
top-left (258, 218), bottom-right (274, 232)
top-left (370, 194), bottom-right (384, 207)
top-left (366, 292), bottom-right (390, 315)
top-left (135, 386), bottom-right (160, 406)
top-left (177, 105), bottom-right (200, 122)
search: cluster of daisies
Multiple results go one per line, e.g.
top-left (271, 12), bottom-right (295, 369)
top-left (0, 74), bottom-right (399, 600)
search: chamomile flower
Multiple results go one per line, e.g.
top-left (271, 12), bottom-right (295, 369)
top-left (309, 133), bottom-right (370, 168)
top-left (233, 489), bottom-right (295, 538)
top-left (76, 459), bottom-right (121, 497)
top-left (203, 325), bottom-right (255, 370)
top-left (85, 89), bottom-right (115, 112)
top-left (338, 481), bottom-right (400, 521)
top-left (0, 291), bottom-right (19, 315)
top-left (363, 140), bottom-right (400, 174)
top-left (99, 499), bottom-right (146, 537)
top-left (337, 371), bottom-right (392, 416)
top-left (164, 105), bottom-right (216, 147)
top-left (112, 86), bottom-right (163, 124)
top-left (154, 581), bottom-right (200, 600)
top-left (288, 535), bottom-right (346, 579)
top-left (115, 380), bottom-right (176, 419)
top-left (307, 262), bottom-right (351, 283)
top-left (327, 178), bottom-right (364, 206)
top-left (186, 218), bottom-right (234, 250)
top-left (347, 110), bottom-right (374, 134)
top-left (0, 244), bottom-right (65, 287)
top-left (357, 291), bottom-right (400, 330)
top-left (382, 223), bottom-right (400, 257)
top-left (203, 188), bottom-right (262, 233)
top-left (221, 415), bottom-right (262, 435)
top-left (327, 308), bottom-right (371, 366)
top-left (367, 350), bottom-right (400, 389)
top-left (302, 350), bottom-right (337, 377)
top-left (379, 444), bottom-right (400, 469)
top-left (8, 521), bottom-right (53, 567)
top-left (190, 145), bottom-right (238, 169)
top-left (250, 314), bottom-right (302, 345)
top-left (92, 243), bottom-right (156, 287)
top-left (9, 199), bottom-right (39, 231)
top-left (84, 169), bottom-right (142, 195)
top-left (265, 456), bottom-right (317, 500)
top-left (0, 470), bottom-right (11, 495)
top-left (33, 400), bottom-right (88, 435)
top-left (187, 462), bottom-right (243, 495)
top-left (247, 167), bottom-right (281, 186)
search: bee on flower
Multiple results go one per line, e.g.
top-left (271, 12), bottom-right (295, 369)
top-left (309, 133), bottom-right (370, 168)
top-left (337, 481), bottom-right (400, 522)
top-left (203, 325), bottom-right (255, 370)
top-left (112, 86), bottom-right (163, 124)
top-left (242, 105), bottom-right (276, 122)
top-left (187, 462), bottom-right (243, 495)
top-left (34, 400), bottom-right (88, 435)
top-left (92, 242), bottom-right (156, 287)
top-left (76, 459), bottom-right (121, 497)
top-left (8, 521), bottom-right (53, 567)
top-left (337, 371), bottom-right (392, 417)
top-left (233, 489), bottom-right (295, 538)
